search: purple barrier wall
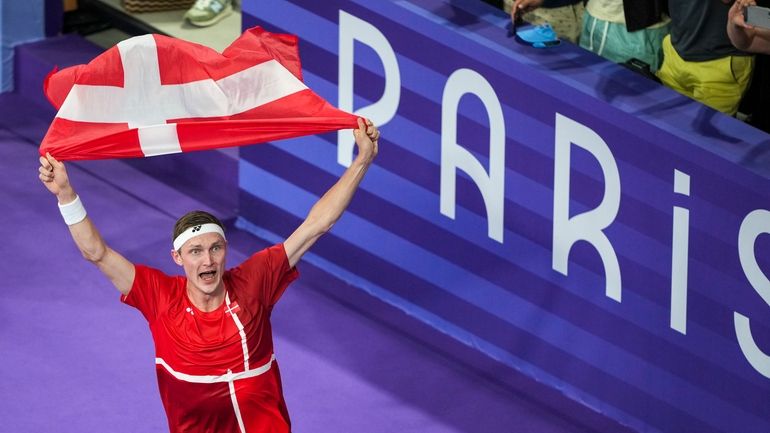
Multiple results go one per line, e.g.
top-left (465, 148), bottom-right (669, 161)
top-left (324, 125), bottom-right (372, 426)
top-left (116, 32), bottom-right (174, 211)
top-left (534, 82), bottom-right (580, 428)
top-left (239, 1), bottom-right (770, 432)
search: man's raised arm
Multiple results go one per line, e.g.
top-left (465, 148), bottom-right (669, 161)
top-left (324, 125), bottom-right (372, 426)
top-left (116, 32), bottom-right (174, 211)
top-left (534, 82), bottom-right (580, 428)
top-left (283, 118), bottom-right (379, 268)
top-left (39, 153), bottom-right (135, 295)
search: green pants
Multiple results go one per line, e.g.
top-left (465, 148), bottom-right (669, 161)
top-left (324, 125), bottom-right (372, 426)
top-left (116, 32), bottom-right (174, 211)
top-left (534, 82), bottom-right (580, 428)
top-left (579, 12), bottom-right (669, 72)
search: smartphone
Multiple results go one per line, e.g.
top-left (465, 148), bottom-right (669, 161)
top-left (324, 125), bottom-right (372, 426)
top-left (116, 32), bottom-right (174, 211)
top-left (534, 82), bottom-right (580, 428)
top-left (745, 5), bottom-right (770, 29)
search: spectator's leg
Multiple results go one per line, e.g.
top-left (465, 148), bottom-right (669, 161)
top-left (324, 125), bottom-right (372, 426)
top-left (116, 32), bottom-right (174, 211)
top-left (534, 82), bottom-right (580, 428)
top-left (657, 34), bottom-right (696, 100)
top-left (522, 4), bottom-right (585, 44)
top-left (502, 0), bottom-right (514, 14)
top-left (691, 55), bottom-right (754, 116)
top-left (641, 21), bottom-right (670, 73)
top-left (579, 10), bottom-right (602, 55)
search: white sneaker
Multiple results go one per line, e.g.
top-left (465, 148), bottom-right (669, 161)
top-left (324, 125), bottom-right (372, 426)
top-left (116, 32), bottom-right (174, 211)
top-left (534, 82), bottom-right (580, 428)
top-left (184, 0), bottom-right (233, 27)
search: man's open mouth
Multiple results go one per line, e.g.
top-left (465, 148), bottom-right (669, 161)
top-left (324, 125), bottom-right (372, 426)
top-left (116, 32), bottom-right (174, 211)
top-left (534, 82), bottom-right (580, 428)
top-left (199, 270), bottom-right (217, 282)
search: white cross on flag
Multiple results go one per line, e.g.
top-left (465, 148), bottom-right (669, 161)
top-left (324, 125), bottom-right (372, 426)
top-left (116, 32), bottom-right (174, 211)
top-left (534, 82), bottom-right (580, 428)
top-left (39, 27), bottom-right (358, 161)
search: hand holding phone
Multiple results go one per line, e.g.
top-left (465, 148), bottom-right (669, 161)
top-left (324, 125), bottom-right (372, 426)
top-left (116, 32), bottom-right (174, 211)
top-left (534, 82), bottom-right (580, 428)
top-left (745, 5), bottom-right (770, 29)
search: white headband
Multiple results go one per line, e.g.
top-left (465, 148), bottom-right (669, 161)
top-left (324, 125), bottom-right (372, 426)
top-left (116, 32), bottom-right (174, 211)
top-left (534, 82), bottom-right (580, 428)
top-left (173, 223), bottom-right (226, 251)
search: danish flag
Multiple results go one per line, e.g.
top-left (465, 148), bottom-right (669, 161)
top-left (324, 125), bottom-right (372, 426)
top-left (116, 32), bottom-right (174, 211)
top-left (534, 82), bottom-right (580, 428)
top-left (39, 27), bottom-right (358, 161)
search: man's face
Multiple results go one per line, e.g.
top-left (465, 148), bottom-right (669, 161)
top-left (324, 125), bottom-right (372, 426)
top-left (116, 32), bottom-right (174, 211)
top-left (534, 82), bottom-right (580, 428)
top-left (172, 232), bottom-right (227, 296)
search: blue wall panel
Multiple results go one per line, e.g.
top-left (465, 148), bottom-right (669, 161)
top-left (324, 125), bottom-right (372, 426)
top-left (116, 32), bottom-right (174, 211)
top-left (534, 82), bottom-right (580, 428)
top-left (0, 0), bottom-right (45, 92)
top-left (240, 1), bottom-right (770, 432)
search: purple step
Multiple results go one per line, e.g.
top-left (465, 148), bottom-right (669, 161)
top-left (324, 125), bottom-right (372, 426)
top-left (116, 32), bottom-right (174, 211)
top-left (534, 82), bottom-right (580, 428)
top-left (0, 92), bottom-right (55, 145)
top-left (13, 33), bottom-right (104, 111)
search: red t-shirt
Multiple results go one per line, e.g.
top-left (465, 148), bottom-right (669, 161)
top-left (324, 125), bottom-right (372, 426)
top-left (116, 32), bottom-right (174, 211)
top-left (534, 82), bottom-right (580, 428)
top-left (122, 243), bottom-right (298, 433)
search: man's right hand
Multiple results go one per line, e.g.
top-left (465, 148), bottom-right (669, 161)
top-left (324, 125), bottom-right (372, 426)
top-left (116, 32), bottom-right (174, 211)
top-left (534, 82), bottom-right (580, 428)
top-left (38, 152), bottom-right (76, 204)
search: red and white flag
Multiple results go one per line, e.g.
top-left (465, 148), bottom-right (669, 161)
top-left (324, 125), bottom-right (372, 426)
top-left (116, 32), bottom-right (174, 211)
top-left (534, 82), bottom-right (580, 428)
top-left (40, 27), bottom-right (358, 161)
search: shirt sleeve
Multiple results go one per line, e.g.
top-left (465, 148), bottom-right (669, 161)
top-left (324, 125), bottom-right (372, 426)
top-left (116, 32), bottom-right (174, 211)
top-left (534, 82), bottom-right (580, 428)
top-left (230, 243), bottom-right (299, 308)
top-left (121, 265), bottom-right (176, 324)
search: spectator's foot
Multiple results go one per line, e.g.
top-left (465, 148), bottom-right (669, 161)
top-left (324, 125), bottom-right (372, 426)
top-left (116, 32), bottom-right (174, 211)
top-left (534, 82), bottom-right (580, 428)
top-left (184, 0), bottom-right (233, 27)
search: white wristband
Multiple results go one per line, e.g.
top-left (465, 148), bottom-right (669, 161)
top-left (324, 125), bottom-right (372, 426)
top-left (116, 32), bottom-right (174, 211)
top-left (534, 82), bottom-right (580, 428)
top-left (58, 195), bottom-right (87, 225)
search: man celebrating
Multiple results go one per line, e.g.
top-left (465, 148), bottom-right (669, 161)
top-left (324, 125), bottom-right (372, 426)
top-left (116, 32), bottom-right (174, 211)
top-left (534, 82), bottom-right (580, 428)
top-left (38, 118), bottom-right (379, 433)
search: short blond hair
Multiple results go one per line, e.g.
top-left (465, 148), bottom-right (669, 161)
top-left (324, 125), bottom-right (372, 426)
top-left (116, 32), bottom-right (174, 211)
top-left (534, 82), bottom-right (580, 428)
top-left (172, 211), bottom-right (224, 249)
